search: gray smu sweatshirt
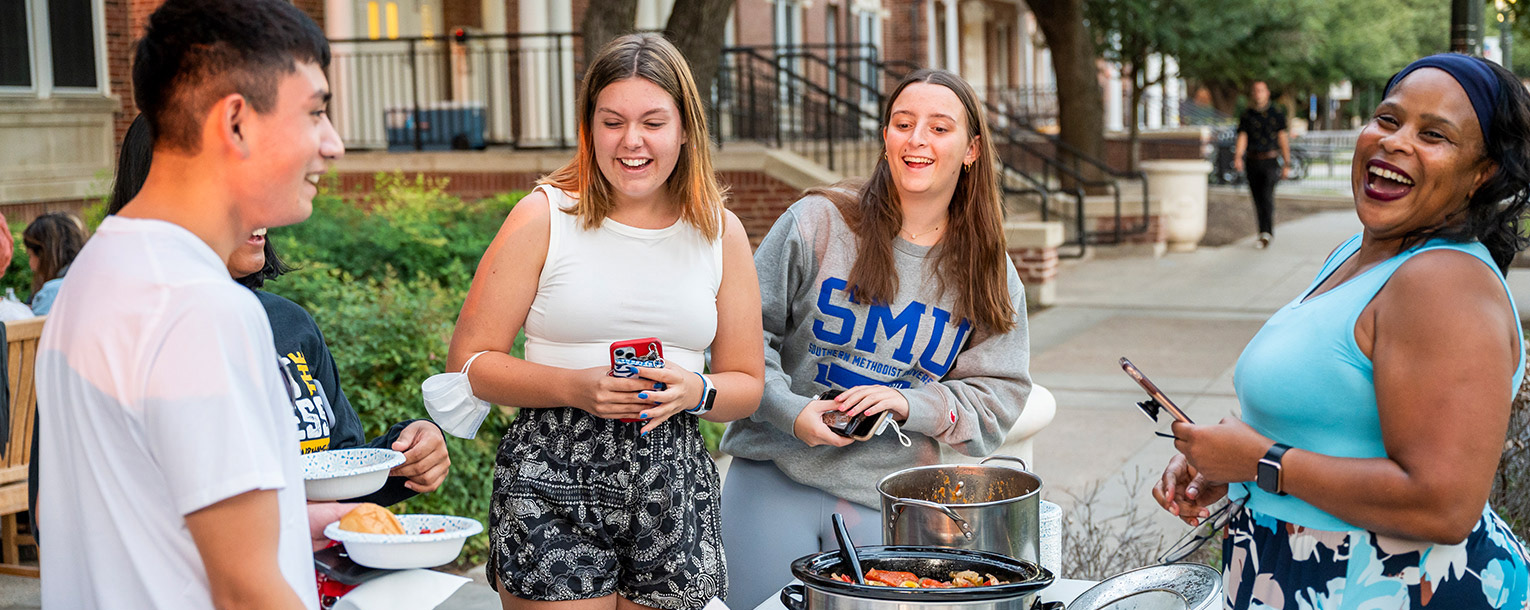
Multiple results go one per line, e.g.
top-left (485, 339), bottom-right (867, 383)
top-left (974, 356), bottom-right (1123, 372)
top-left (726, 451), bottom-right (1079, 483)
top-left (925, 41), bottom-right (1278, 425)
top-left (720, 195), bottom-right (1033, 508)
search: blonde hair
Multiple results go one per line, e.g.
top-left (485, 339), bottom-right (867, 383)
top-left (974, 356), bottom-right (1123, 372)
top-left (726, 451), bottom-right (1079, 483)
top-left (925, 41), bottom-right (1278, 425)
top-left (540, 33), bottom-right (726, 240)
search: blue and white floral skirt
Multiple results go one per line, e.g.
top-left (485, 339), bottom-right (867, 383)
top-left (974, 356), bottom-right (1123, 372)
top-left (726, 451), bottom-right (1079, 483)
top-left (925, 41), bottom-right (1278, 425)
top-left (1223, 504), bottom-right (1529, 609)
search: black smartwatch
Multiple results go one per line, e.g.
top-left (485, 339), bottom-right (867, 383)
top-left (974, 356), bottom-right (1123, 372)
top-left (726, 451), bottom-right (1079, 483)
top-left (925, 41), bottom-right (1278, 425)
top-left (1256, 442), bottom-right (1292, 496)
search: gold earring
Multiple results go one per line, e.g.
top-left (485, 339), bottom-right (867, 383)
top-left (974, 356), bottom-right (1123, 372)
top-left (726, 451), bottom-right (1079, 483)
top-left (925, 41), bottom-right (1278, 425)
top-left (963, 162), bottom-right (972, 171)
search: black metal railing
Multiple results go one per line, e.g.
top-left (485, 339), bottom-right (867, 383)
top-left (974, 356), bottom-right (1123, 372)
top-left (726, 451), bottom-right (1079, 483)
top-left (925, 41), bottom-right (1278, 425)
top-left (877, 59), bottom-right (1147, 256)
top-left (327, 32), bottom-right (579, 151)
top-left (714, 44), bottom-right (885, 176)
top-left (983, 86), bottom-right (1058, 127)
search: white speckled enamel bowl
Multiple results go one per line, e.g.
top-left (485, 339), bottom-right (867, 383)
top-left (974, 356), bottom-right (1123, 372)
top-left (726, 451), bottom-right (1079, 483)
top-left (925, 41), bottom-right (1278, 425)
top-left (302, 448), bottom-right (406, 501)
top-left (324, 514), bottom-right (484, 569)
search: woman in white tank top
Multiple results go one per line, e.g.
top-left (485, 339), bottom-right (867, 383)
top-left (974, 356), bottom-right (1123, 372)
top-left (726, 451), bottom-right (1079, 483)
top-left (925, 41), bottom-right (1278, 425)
top-left (447, 34), bottom-right (763, 610)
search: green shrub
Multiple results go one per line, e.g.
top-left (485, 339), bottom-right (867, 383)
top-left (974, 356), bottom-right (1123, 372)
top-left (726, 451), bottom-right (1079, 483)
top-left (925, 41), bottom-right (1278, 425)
top-left (260, 173), bottom-right (522, 566)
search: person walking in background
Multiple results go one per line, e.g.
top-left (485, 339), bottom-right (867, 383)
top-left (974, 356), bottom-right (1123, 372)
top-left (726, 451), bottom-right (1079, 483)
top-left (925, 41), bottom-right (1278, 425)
top-left (22, 212), bottom-right (86, 315)
top-left (1233, 80), bottom-right (1291, 249)
top-left (35, 0), bottom-right (344, 607)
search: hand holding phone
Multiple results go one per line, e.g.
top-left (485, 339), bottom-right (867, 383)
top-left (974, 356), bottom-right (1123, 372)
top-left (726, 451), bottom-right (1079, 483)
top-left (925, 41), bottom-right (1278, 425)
top-left (1120, 357), bottom-right (1194, 425)
top-left (611, 339), bottom-right (665, 423)
top-left (817, 389), bottom-right (893, 441)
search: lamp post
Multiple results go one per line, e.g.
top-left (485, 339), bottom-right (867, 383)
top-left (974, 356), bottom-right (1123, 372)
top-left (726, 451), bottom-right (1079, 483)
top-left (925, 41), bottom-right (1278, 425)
top-left (1455, 0), bottom-right (1483, 54)
top-left (1499, 0), bottom-right (1516, 71)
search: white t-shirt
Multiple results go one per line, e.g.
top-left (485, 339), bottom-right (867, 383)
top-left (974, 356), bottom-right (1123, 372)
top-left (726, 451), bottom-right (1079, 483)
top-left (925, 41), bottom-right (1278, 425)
top-left (36, 216), bottom-right (318, 609)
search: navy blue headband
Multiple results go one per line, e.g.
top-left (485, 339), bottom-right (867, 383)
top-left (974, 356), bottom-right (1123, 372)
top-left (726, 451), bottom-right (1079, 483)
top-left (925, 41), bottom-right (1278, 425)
top-left (1384, 53), bottom-right (1502, 148)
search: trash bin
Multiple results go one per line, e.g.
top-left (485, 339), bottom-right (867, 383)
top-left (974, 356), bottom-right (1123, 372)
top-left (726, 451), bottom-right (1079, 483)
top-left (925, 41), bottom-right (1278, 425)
top-left (385, 101), bottom-right (486, 151)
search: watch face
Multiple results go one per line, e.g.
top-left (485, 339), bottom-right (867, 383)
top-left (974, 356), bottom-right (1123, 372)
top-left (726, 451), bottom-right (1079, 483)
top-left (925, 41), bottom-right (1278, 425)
top-left (1256, 459), bottom-right (1281, 494)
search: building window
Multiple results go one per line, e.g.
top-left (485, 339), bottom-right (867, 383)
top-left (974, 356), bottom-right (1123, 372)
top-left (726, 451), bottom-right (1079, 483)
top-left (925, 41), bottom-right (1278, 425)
top-left (48, 0), bottom-right (96, 88)
top-left (0, 0), bottom-right (105, 94)
top-left (1, 0), bottom-right (32, 87)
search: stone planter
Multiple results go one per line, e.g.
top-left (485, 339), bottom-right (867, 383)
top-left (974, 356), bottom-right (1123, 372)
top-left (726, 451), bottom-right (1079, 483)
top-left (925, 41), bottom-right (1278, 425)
top-left (1140, 160), bottom-right (1214, 252)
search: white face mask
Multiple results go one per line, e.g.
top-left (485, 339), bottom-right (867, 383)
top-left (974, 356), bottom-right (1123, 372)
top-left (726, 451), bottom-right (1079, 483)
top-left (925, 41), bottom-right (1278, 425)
top-left (421, 351), bottom-right (491, 439)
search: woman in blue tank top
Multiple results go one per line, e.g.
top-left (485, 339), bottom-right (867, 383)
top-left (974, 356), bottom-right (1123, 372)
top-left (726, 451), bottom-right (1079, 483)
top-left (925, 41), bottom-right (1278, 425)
top-left (1154, 54), bottom-right (1530, 609)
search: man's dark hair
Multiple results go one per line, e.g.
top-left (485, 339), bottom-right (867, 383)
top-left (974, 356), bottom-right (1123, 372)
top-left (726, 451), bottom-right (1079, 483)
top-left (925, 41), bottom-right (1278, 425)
top-left (133, 0), bottom-right (330, 154)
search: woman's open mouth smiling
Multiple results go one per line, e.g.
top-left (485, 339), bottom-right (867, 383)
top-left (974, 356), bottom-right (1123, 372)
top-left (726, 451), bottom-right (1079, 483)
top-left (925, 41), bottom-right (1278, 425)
top-left (1364, 159), bottom-right (1415, 202)
top-left (618, 157), bottom-right (653, 171)
top-left (902, 155), bottom-right (934, 169)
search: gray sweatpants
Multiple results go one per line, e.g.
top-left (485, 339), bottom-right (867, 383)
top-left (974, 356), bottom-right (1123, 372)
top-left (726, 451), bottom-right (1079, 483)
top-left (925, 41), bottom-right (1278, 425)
top-left (720, 458), bottom-right (882, 610)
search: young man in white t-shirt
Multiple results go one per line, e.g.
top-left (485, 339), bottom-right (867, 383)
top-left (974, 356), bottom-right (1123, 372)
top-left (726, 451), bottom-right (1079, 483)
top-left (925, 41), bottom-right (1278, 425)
top-left (35, 0), bottom-right (345, 607)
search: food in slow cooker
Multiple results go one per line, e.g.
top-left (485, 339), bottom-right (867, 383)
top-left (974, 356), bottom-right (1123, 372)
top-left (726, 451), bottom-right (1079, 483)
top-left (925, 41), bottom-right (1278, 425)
top-left (828, 568), bottom-right (1006, 588)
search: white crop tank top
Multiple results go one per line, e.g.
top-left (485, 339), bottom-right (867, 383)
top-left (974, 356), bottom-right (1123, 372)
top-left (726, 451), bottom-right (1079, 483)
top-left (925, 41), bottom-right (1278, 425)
top-left (523, 185), bottom-right (723, 374)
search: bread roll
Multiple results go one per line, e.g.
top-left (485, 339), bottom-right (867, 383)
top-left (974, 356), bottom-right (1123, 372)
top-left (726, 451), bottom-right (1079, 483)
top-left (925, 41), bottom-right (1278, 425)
top-left (338, 503), bottom-right (405, 535)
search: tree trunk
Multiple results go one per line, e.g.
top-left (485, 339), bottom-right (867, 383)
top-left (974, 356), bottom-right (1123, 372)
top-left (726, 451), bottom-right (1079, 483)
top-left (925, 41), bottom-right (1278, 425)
top-left (581, 0), bottom-right (638, 69)
top-left (664, 0), bottom-right (735, 105)
top-left (1028, 0), bottom-right (1106, 186)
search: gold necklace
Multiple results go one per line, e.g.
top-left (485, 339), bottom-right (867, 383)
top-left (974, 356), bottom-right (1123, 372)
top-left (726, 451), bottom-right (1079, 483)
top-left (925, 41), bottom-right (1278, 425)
top-left (902, 223), bottom-right (943, 240)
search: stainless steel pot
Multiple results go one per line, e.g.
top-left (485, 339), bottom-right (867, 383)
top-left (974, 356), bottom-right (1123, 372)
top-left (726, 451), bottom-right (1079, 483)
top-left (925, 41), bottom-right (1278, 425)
top-left (878, 456), bottom-right (1042, 563)
top-left (781, 545), bottom-right (1057, 610)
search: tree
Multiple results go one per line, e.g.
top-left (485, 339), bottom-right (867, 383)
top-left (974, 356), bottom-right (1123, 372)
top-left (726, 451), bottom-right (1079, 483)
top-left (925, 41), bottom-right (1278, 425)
top-left (1029, 0), bottom-right (1107, 182)
top-left (581, 0), bottom-right (638, 69)
top-left (1086, 0), bottom-right (1190, 170)
top-left (664, 0), bottom-right (736, 104)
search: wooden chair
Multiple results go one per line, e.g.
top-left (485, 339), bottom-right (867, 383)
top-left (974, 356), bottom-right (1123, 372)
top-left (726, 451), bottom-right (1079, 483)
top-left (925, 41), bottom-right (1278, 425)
top-left (0, 317), bottom-right (44, 577)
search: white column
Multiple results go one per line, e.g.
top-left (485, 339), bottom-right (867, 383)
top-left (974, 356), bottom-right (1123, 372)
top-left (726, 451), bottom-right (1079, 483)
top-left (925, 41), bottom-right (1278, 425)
top-left (1019, 10), bottom-right (1033, 91)
top-left (1145, 54), bottom-right (1162, 129)
top-left (325, 0), bottom-right (358, 145)
top-left (958, 0), bottom-right (987, 89)
top-left (481, 0), bottom-right (511, 142)
top-left (1105, 62), bottom-right (1123, 131)
top-left (519, 0), bottom-right (551, 143)
top-left (481, 0), bottom-right (506, 32)
top-left (1163, 56), bottom-right (1180, 128)
top-left (926, 0), bottom-right (939, 67)
top-left (943, 0), bottom-right (959, 71)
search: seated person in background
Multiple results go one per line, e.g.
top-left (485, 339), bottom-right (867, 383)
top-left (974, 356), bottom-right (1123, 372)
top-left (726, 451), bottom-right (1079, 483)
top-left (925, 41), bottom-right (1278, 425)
top-left (0, 210), bottom-right (35, 322)
top-left (23, 212), bottom-right (86, 316)
top-left (107, 113), bottom-right (451, 503)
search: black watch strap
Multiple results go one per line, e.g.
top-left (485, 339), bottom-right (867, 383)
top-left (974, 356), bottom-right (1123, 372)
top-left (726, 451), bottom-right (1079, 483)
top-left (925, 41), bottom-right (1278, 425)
top-left (1257, 442), bottom-right (1292, 496)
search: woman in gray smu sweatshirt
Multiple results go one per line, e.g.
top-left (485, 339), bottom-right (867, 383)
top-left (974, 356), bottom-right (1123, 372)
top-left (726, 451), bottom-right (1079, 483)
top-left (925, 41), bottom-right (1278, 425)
top-left (719, 193), bottom-right (1032, 604)
top-left (720, 71), bottom-right (1032, 610)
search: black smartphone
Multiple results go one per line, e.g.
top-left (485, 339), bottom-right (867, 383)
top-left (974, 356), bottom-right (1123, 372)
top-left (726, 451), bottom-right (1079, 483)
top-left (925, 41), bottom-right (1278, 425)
top-left (314, 545), bottom-right (391, 587)
top-left (1119, 357), bottom-right (1194, 424)
top-left (818, 389), bottom-right (892, 441)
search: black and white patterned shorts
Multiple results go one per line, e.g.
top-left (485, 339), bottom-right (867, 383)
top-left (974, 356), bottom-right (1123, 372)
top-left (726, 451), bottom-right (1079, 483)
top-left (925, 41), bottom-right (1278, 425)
top-left (487, 407), bottom-right (726, 610)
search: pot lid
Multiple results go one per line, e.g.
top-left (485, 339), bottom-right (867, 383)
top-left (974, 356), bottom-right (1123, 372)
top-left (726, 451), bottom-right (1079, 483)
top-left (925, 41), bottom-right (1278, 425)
top-left (791, 545), bottom-right (1053, 602)
top-left (1065, 563), bottom-right (1221, 610)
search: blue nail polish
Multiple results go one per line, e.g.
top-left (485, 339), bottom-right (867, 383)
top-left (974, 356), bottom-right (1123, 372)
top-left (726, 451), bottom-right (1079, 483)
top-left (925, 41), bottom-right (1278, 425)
top-left (653, 382), bottom-right (663, 390)
top-left (640, 413), bottom-right (649, 419)
top-left (639, 392), bottom-right (649, 400)
top-left (641, 430), bottom-right (649, 437)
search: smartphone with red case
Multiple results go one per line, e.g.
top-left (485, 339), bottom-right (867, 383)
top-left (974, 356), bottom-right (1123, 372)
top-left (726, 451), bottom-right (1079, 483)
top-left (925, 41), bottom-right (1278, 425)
top-left (610, 338), bottom-right (665, 377)
top-left (1119, 357), bottom-right (1194, 424)
top-left (611, 338), bottom-right (665, 422)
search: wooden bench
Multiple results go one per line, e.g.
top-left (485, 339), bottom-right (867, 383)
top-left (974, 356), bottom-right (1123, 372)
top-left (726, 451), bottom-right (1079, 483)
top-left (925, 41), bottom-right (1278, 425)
top-left (0, 317), bottom-right (44, 577)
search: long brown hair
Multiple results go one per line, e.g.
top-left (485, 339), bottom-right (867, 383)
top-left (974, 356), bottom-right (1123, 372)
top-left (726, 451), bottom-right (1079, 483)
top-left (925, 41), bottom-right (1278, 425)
top-left (24, 212), bottom-right (88, 295)
top-left (812, 69), bottom-right (1013, 333)
top-left (540, 33), bottom-right (726, 240)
